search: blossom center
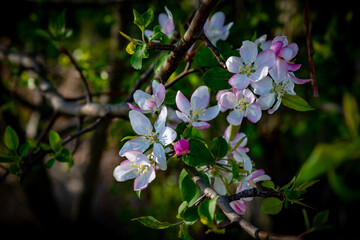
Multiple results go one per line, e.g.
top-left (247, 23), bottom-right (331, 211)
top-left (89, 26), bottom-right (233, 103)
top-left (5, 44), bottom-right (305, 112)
top-left (189, 105), bottom-right (205, 121)
top-left (145, 95), bottom-right (156, 101)
top-left (239, 62), bottom-right (259, 77)
top-left (234, 98), bottom-right (250, 112)
top-left (271, 79), bottom-right (292, 96)
top-left (142, 128), bottom-right (158, 144)
top-left (130, 162), bottom-right (149, 176)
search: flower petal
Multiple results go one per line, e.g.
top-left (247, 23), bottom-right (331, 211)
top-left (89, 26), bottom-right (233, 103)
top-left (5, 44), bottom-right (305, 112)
top-left (251, 76), bottom-right (273, 95)
top-left (246, 103), bottom-right (262, 123)
top-left (119, 137), bottom-right (150, 156)
top-left (289, 73), bottom-right (312, 84)
top-left (230, 199), bottom-right (247, 215)
top-left (240, 40), bottom-right (257, 64)
top-left (176, 91), bottom-right (191, 115)
top-left (209, 11), bottom-right (225, 29)
top-left (257, 93), bottom-right (276, 110)
top-left (191, 121), bottom-right (210, 129)
top-left (226, 56), bottom-right (243, 73)
top-left (153, 142), bottom-right (167, 170)
top-left (134, 166), bottom-right (155, 191)
top-left (129, 110), bottom-right (153, 135)
top-left (155, 106), bottom-right (167, 135)
top-left (227, 109), bottom-right (244, 126)
top-left (287, 63), bottom-right (301, 72)
top-left (134, 90), bottom-right (152, 106)
top-left (113, 160), bottom-right (136, 182)
top-left (191, 86), bottom-right (209, 109)
top-left (159, 127), bottom-right (177, 146)
top-left (255, 49), bottom-right (275, 68)
top-left (229, 73), bottom-right (251, 89)
top-left (219, 92), bottom-right (237, 109)
top-left (152, 80), bottom-right (166, 106)
top-left (198, 105), bottom-right (220, 121)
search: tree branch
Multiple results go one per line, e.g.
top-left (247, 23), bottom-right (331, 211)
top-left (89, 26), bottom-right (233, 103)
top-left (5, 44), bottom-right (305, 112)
top-left (184, 165), bottom-right (303, 240)
top-left (228, 188), bottom-right (285, 202)
top-left (200, 33), bottom-right (227, 69)
top-left (155, 0), bottom-right (220, 83)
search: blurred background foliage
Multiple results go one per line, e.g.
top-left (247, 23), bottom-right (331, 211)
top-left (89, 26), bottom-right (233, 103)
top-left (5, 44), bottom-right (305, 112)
top-left (0, 0), bottom-right (359, 239)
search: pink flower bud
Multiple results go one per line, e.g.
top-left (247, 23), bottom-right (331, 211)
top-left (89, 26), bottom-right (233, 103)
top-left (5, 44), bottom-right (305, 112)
top-left (174, 139), bottom-right (190, 155)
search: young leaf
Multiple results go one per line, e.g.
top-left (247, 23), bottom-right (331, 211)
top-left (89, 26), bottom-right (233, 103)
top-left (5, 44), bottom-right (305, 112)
top-left (19, 142), bottom-right (31, 157)
top-left (201, 67), bottom-right (232, 90)
top-left (282, 94), bottom-right (315, 111)
top-left (228, 159), bottom-right (239, 184)
top-left (313, 210), bottom-right (329, 227)
top-left (262, 180), bottom-right (275, 189)
top-left (198, 198), bottom-right (217, 226)
top-left (261, 197), bottom-right (283, 215)
top-left (132, 216), bottom-right (178, 229)
top-left (177, 201), bottom-right (189, 219)
top-left (302, 208), bottom-right (311, 230)
top-left (183, 206), bottom-right (199, 225)
top-left (182, 139), bottom-right (215, 167)
top-left (45, 158), bottom-right (56, 168)
top-left (126, 42), bottom-right (137, 55)
top-left (4, 126), bottom-right (19, 151)
top-left (143, 8), bottom-right (154, 29)
top-left (49, 130), bottom-right (62, 153)
top-left (194, 48), bottom-right (219, 68)
top-left (155, 51), bottom-right (171, 73)
top-left (179, 169), bottom-right (201, 206)
top-left (211, 137), bottom-right (229, 158)
top-left (131, 44), bottom-right (148, 70)
top-left (133, 9), bottom-right (145, 31)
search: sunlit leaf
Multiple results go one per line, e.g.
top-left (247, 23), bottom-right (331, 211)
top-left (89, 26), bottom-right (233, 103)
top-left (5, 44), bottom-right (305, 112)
top-left (261, 197), bottom-right (283, 215)
top-left (4, 126), bottom-right (19, 151)
top-left (282, 94), bottom-right (315, 111)
top-left (132, 216), bottom-right (179, 229)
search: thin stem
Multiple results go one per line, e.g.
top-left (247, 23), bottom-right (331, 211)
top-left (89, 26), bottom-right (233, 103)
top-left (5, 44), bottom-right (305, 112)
top-left (126, 63), bottom-right (155, 102)
top-left (200, 33), bottom-right (227, 70)
top-left (60, 47), bottom-right (93, 103)
top-left (228, 188), bottom-right (285, 202)
top-left (305, 0), bottom-right (319, 97)
top-left (147, 44), bottom-right (177, 51)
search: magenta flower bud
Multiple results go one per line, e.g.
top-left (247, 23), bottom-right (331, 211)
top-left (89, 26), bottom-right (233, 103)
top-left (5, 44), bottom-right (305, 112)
top-left (174, 139), bottom-right (190, 155)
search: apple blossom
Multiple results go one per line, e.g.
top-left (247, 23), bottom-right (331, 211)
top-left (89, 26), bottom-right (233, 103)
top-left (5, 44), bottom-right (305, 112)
top-left (119, 107), bottom-right (176, 170)
top-left (174, 139), bottom-right (190, 155)
top-left (226, 40), bottom-right (275, 89)
top-left (145, 6), bottom-right (175, 40)
top-left (129, 80), bottom-right (165, 114)
top-left (223, 125), bottom-right (252, 166)
top-left (219, 88), bottom-right (262, 126)
top-left (204, 11), bottom-right (233, 46)
top-left (113, 150), bottom-right (156, 191)
top-left (175, 86), bottom-right (220, 129)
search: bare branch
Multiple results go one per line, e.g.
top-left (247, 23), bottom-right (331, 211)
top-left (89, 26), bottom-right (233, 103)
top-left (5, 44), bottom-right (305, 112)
top-left (228, 188), bottom-right (285, 202)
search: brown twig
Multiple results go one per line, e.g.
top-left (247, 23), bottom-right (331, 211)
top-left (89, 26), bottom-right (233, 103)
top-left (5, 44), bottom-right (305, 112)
top-left (147, 44), bottom-right (177, 51)
top-left (305, 0), bottom-right (319, 98)
top-left (127, 63), bottom-right (155, 102)
top-left (228, 188), bottom-right (285, 202)
top-left (60, 47), bottom-right (93, 103)
top-left (200, 33), bottom-right (227, 69)
top-left (164, 61), bottom-right (201, 89)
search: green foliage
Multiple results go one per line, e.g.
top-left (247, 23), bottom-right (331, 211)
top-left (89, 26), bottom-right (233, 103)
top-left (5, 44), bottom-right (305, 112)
top-left (198, 198), bottom-right (224, 233)
top-left (262, 180), bottom-right (275, 189)
top-left (131, 44), bottom-right (149, 70)
top-left (282, 94), bottom-right (315, 111)
top-left (4, 126), bottom-right (19, 151)
top-left (132, 216), bottom-right (180, 229)
top-left (133, 9), bottom-right (154, 33)
top-left (261, 197), bottom-right (283, 215)
top-left (149, 25), bottom-right (170, 44)
top-left (201, 67), bottom-right (232, 90)
top-left (178, 169), bottom-right (201, 207)
top-left (182, 138), bottom-right (215, 167)
top-left (211, 137), bottom-right (229, 158)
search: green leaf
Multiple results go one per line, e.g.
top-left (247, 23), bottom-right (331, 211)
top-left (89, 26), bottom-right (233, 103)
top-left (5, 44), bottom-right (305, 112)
top-left (131, 44), bottom-right (148, 70)
top-left (282, 94), bottom-right (315, 111)
top-left (262, 180), bottom-right (275, 189)
top-left (194, 48), bottom-right (219, 68)
top-left (45, 158), bottom-right (56, 168)
top-left (135, 190), bottom-right (142, 199)
top-left (201, 67), bottom-right (232, 90)
top-left (179, 224), bottom-right (194, 240)
top-left (302, 208), bottom-right (311, 230)
top-left (229, 124), bottom-right (241, 142)
top-left (164, 89), bottom-right (177, 105)
top-left (183, 139), bottom-right (215, 167)
top-left (228, 159), bottom-right (239, 184)
top-left (343, 92), bottom-right (359, 138)
top-left (183, 206), bottom-right (199, 225)
top-left (121, 135), bottom-right (137, 142)
top-left (179, 169), bottom-right (201, 206)
top-left (313, 210), bottom-right (329, 227)
top-left (49, 130), bottom-right (62, 153)
top-left (40, 143), bottom-right (51, 151)
top-left (133, 9), bottom-right (145, 31)
top-left (211, 137), bottom-right (229, 158)
top-left (261, 197), bottom-right (283, 215)
top-left (198, 198), bottom-right (217, 226)
top-left (143, 8), bottom-right (154, 28)
top-left (296, 140), bottom-right (360, 184)
top-left (55, 147), bottom-right (71, 162)
top-left (8, 163), bottom-right (20, 175)
top-left (0, 149), bottom-right (15, 163)
top-left (284, 188), bottom-right (303, 201)
top-left (19, 143), bottom-right (31, 157)
top-left (296, 180), bottom-right (319, 191)
top-left (4, 126), bottom-right (19, 151)
top-left (177, 201), bottom-right (188, 219)
top-left (132, 216), bottom-right (178, 229)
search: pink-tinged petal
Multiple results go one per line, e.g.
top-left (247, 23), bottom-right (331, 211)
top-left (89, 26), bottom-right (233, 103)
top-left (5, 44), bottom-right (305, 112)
top-left (127, 102), bottom-right (143, 112)
top-left (137, 98), bottom-right (157, 111)
top-left (209, 11), bottom-right (225, 29)
top-left (123, 150), bottom-right (145, 162)
top-left (243, 157), bottom-right (253, 173)
top-left (152, 80), bottom-right (166, 106)
top-left (230, 199), bottom-right (247, 215)
top-left (250, 66), bottom-right (269, 82)
top-left (213, 176), bottom-right (227, 195)
top-left (113, 160), bottom-right (137, 182)
top-left (223, 125), bottom-right (231, 142)
top-left (176, 91), bottom-right (191, 114)
top-left (153, 142), bottom-right (167, 170)
top-left (253, 174), bottom-right (271, 183)
top-left (286, 43), bottom-right (299, 59)
top-left (163, 19), bottom-right (175, 36)
top-left (134, 166), bottom-right (155, 191)
top-left (175, 110), bottom-right (191, 122)
top-left (129, 110), bottom-right (153, 135)
top-left (174, 139), bottom-right (190, 155)
top-left (251, 76), bottom-right (273, 95)
top-left (216, 90), bottom-right (230, 101)
top-left (247, 169), bottom-right (266, 182)
top-left (229, 74), bottom-right (251, 89)
top-left (226, 56), bottom-right (243, 73)
top-left (260, 40), bottom-right (272, 50)
top-left (191, 86), bottom-right (209, 109)
top-left (158, 13), bottom-right (170, 29)
top-left (133, 90), bottom-right (152, 105)
top-left (246, 103), bottom-right (262, 123)
top-left (254, 34), bottom-right (267, 45)
top-left (144, 30), bottom-right (154, 40)
top-left (119, 137), bottom-right (150, 156)
top-left (242, 88), bottom-right (255, 104)
top-left (255, 49), bottom-right (275, 68)
top-left (192, 121), bottom-right (210, 129)
top-left (199, 105), bottom-right (220, 121)
top-left (240, 40), bottom-right (257, 64)
top-left (279, 46), bottom-right (294, 61)
top-left (287, 63), bottom-right (301, 72)
top-left (154, 106), bottom-right (167, 135)
top-left (220, 22), bottom-right (234, 40)
top-left (269, 59), bottom-right (288, 84)
top-left (219, 92), bottom-right (237, 109)
top-left (164, 6), bottom-right (173, 19)
top-left (227, 109), bottom-right (244, 126)
top-left (268, 96), bottom-right (282, 114)
top-left (289, 73), bottom-right (312, 84)
top-left (159, 127), bottom-right (177, 146)
top-left (272, 36), bottom-right (288, 45)
top-left (257, 93), bottom-right (276, 110)
top-left (270, 41), bottom-right (284, 56)
top-left (231, 132), bottom-right (248, 148)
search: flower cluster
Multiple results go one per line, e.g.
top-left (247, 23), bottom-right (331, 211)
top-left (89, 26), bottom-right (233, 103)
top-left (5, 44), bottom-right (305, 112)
top-left (114, 9), bottom-right (310, 215)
